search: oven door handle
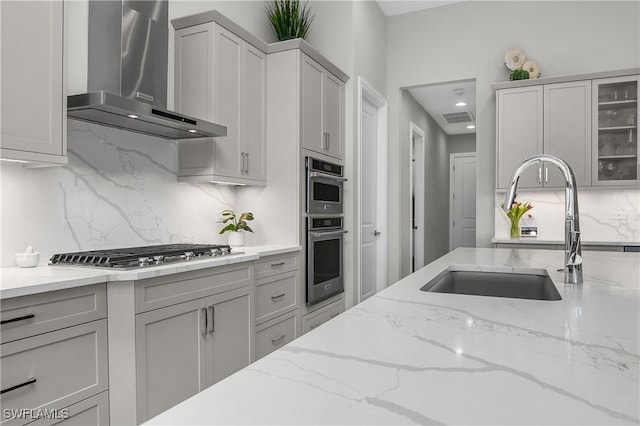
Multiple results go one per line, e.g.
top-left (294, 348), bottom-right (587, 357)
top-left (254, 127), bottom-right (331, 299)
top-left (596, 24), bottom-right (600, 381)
top-left (310, 229), bottom-right (348, 238)
top-left (308, 171), bottom-right (348, 182)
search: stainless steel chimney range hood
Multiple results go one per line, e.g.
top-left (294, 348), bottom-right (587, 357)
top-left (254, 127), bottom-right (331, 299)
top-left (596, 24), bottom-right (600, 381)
top-left (67, 0), bottom-right (226, 140)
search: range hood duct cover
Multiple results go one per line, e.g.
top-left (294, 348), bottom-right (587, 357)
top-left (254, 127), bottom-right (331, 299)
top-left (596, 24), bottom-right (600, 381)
top-left (67, 0), bottom-right (226, 140)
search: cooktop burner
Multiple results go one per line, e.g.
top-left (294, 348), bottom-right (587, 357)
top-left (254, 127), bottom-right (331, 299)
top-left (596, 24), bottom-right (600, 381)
top-left (50, 243), bottom-right (237, 269)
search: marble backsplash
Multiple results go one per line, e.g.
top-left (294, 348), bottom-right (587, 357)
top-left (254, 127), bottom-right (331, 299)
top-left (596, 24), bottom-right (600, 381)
top-left (495, 188), bottom-right (640, 243)
top-left (0, 121), bottom-right (236, 267)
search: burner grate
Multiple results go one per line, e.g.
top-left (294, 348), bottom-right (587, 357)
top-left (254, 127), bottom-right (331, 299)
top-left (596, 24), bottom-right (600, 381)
top-left (50, 244), bottom-right (232, 269)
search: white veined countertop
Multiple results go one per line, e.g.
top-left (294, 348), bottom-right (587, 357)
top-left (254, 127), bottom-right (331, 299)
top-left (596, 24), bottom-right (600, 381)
top-left (145, 247), bottom-right (640, 426)
top-left (0, 245), bottom-right (301, 299)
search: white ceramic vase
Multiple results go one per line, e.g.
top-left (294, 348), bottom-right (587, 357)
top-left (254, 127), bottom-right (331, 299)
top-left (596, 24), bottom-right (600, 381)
top-left (227, 231), bottom-right (244, 247)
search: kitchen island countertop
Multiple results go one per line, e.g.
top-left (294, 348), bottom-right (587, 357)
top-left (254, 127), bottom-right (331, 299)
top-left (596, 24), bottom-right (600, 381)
top-left (0, 245), bottom-right (301, 299)
top-left (145, 247), bottom-right (639, 425)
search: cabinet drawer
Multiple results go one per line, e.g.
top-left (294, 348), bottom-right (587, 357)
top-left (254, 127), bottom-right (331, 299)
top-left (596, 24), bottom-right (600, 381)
top-left (135, 262), bottom-right (253, 313)
top-left (255, 310), bottom-right (298, 360)
top-left (25, 391), bottom-right (109, 426)
top-left (255, 272), bottom-right (298, 324)
top-left (303, 300), bottom-right (342, 334)
top-left (0, 320), bottom-right (108, 426)
top-left (1, 284), bottom-right (107, 344)
top-left (255, 253), bottom-right (300, 280)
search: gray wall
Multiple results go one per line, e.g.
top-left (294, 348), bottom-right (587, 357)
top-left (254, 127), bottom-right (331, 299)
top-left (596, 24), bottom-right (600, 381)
top-left (401, 91), bottom-right (450, 266)
top-left (447, 133), bottom-right (476, 155)
top-left (387, 1), bottom-right (640, 282)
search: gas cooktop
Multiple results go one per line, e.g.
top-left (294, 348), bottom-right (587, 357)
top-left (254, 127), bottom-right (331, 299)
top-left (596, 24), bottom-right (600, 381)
top-left (50, 243), bottom-right (238, 269)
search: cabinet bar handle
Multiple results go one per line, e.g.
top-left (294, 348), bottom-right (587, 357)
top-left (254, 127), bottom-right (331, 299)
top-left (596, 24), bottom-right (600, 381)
top-left (246, 153), bottom-right (249, 173)
top-left (1, 314), bottom-right (35, 325)
top-left (201, 308), bottom-right (207, 336)
top-left (271, 293), bottom-right (286, 301)
top-left (329, 312), bottom-right (340, 319)
top-left (208, 305), bottom-right (215, 333)
top-left (326, 132), bottom-right (330, 150)
top-left (538, 166), bottom-right (542, 183)
top-left (544, 167), bottom-right (549, 183)
top-left (1, 378), bottom-right (36, 394)
top-left (271, 334), bottom-right (286, 345)
top-left (270, 262), bottom-right (285, 268)
top-left (322, 132), bottom-right (328, 150)
top-left (310, 321), bottom-right (322, 329)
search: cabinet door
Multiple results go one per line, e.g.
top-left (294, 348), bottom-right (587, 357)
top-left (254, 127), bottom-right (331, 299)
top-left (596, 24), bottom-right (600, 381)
top-left (1, 320), bottom-right (108, 426)
top-left (301, 56), bottom-right (324, 153)
top-left (544, 81), bottom-right (592, 187)
top-left (212, 25), bottom-right (243, 179)
top-left (135, 299), bottom-right (207, 424)
top-left (497, 87), bottom-right (544, 189)
top-left (243, 44), bottom-right (267, 181)
top-left (174, 23), bottom-right (214, 121)
top-left (205, 287), bottom-right (252, 387)
top-left (592, 75), bottom-right (639, 186)
top-left (323, 73), bottom-right (344, 159)
top-left (1, 1), bottom-right (65, 161)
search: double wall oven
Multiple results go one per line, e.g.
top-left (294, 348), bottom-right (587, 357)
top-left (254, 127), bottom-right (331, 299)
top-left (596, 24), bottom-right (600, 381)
top-left (305, 157), bottom-right (346, 306)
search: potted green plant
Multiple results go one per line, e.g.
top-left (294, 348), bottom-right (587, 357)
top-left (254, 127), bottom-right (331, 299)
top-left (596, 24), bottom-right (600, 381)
top-left (265, 0), bottom-right (314, 41)
top-left (219, 210), bottom-right (254, 247)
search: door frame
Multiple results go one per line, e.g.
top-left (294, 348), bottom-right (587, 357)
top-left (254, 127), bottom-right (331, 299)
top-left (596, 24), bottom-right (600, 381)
top-left (357, 76), bottom-right (388, 303)
top-left (449, 152), bottom-right (477, 250)
top-left (409, 121), bottom-right (425, 272)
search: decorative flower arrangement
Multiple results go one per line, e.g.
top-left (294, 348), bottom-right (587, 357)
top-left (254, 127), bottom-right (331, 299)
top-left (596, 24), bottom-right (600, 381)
top-left (504, 48), bottom-right (540, 81)
top-left (501, 200), bottom-right (534, 239)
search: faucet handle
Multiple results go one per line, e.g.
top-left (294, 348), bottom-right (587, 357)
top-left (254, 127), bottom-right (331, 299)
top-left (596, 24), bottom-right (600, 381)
top-left (566, 230), bottom-right (582, 267)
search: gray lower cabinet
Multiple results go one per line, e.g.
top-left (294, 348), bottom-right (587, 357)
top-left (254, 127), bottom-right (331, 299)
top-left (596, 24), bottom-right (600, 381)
top-left (26, 392), bottom-right (109, 426)
top-left (135, 286), bottom-right (252, 423)
top-left (0, 285), bottom-right (108, 426)
top-left (107, 262), bottom-right (254, 424)
top-left (135, 299), bottom-right (207, 423)
top-left (253, 253), bottom-right (301, 360)
top-left (303, 298), bottom-right (344, 334)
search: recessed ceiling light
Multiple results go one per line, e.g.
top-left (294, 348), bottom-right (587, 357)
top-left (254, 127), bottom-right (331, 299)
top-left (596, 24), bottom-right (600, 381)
top-left (456, 101), bottom-right (467, 107)
top-left (127, 114), bottom-right (139, 119)
top-left (188, 129), bottom-right (197, 133)
top-left (467, 124), bottom-right (476, 129)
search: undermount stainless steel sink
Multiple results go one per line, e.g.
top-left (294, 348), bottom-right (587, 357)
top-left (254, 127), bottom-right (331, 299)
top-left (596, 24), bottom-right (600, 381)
top-left (420, 266), bottom-right (562, 301)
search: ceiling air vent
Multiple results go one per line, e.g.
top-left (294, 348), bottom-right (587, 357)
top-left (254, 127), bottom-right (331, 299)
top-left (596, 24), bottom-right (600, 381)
top-left (441, 111), bottom-right (474, 124)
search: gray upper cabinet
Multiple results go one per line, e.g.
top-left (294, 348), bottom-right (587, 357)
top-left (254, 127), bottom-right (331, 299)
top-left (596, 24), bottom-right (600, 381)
top-left (543, 81), bottom-right (592, 188)
top-left (175, 22), bottom-right (266, 185)
top-left (592, 75), bottom-right (639, 186)
top-left (496, 86), bottom-right (543, 189)
top-left (0, 0), bottom-right (67, 166)
top-left (301, 55), bottom-right (345, 160)
top-left (496, 81), bottom-right (591, 189)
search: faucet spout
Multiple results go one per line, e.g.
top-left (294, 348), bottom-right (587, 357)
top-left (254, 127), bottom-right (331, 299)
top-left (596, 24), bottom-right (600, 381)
top-left (503, 154), bottom-right (583, 284)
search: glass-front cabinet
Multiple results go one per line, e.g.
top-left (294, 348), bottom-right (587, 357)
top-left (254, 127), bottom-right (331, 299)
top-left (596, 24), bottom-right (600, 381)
top-left (592, 75), bottom-right (639, 186)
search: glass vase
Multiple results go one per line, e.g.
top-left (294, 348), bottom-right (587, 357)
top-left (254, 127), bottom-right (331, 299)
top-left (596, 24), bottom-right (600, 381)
top-left (509, 218), bottom-right (521, 239)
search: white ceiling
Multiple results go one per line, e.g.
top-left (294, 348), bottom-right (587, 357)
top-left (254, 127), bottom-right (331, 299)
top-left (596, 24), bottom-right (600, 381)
top-left (376, 0), bottom-right (464, 17)
top-left (407, 80), bottom-right (476, 135)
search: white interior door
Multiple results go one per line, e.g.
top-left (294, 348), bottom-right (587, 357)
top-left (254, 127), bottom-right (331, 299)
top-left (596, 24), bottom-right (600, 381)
top-left (358, 77), bottom-right (387, 304)
top-left (450, 153), bottom-right (477, 249)
top-left (410, 123), bottom-right (425, 272)
top-left (360, 97), bottom-right (378, 302)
